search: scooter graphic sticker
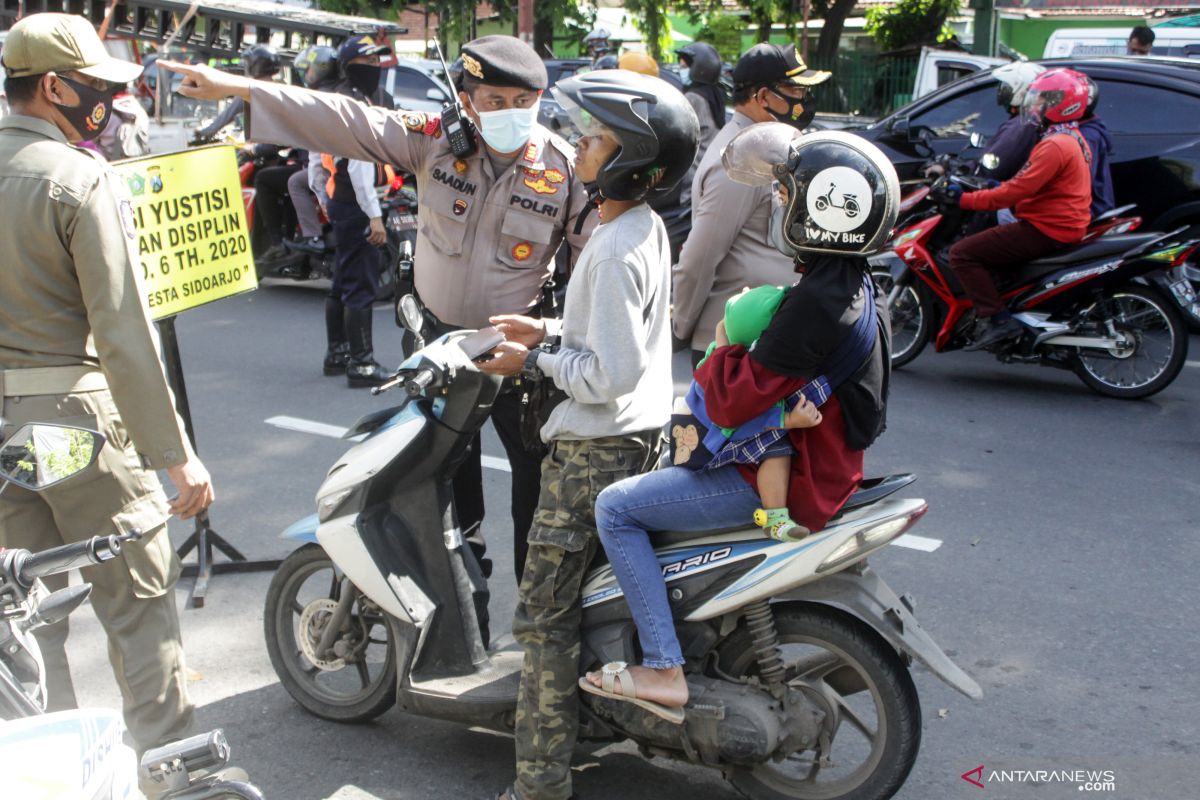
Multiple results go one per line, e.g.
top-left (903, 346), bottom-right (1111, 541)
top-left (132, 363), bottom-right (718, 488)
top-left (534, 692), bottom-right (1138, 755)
top-left (806, 166), bottom-right (872, 235)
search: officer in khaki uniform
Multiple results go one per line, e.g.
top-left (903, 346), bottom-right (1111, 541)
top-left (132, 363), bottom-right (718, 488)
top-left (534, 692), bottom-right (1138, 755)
top-left (0, 13), bottom-right (213, 752)
top-left (162, 36), bottom-right (594, 588)
top-left (672, 43), bottom-right (831, 367)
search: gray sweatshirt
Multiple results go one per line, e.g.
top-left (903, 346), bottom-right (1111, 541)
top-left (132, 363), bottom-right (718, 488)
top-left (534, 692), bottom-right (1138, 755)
top-left (537, 203), bottom-right (673, 442)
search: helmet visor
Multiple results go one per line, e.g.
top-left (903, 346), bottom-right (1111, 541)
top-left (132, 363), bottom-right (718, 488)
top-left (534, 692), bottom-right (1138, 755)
top-left (1022, 88), bottom-right (1063, 125)
top-left (720, 121), bottom-right (804, 187)
top-left (552, 88), bottom-right (616, 140)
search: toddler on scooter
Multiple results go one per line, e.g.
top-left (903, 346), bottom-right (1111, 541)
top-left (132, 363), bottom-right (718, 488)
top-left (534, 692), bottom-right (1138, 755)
top-left (673, 285), bottom-right (823, 541)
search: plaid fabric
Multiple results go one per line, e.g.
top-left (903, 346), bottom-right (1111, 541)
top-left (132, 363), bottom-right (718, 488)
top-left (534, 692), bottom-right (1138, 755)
top-left (706, 377), bottom-right (832, 469)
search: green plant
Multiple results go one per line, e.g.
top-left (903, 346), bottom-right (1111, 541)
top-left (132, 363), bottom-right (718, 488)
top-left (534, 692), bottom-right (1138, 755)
top-left (865, 0), bottom-right (961, 52)
top-left (695, 12), bottom-right (745, 64)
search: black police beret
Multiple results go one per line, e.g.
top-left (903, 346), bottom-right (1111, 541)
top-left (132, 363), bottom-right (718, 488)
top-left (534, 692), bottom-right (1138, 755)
top-left (459, 35), bottom-right (548, 91)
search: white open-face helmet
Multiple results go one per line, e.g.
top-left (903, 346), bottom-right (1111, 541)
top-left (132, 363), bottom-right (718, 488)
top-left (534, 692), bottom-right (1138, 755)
top-left (993, 61), bottom-right (1047, 110)
top-left (723, 124), bottom-right (900, 258)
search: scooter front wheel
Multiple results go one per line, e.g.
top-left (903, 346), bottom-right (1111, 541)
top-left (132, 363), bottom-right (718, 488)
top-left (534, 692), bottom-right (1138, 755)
top-left (717, 605), bottom-right (921, 800)
top-left (264, 544), bottom-right (398, 722)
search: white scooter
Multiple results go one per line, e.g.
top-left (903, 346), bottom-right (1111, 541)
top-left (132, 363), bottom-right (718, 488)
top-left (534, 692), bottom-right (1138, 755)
top-left (262, 309), bottom-right (982, 800)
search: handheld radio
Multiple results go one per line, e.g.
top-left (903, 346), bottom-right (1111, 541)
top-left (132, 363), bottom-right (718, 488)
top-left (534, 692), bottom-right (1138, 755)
top-left (434, 42), bottom-right (477, 158)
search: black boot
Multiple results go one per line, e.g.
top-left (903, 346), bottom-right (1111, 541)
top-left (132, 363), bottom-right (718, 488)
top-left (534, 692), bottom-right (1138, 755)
top-left (345, 306), bottom-right (390, 388)
top-left (965, 315), bottom-right (1023, 351)
top-left (323, 298), bottom-right (350, 376)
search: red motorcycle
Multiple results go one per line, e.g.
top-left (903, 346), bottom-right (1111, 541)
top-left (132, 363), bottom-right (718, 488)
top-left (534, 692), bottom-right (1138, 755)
top-left (870, 176), bottom-right (1196, 399)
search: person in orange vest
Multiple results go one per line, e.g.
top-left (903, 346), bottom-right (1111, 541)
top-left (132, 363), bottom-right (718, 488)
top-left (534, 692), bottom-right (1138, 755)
top-left (321, 35), bottom-right (396, 387)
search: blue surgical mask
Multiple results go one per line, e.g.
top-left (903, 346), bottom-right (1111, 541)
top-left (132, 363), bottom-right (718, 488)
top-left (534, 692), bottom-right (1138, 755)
top-left (470, 98), bottom-right (540, 154)
top-left (679, 67), bottom-right (691, 86)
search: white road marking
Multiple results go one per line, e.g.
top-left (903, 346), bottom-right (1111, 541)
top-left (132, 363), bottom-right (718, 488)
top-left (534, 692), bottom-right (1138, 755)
top-left (892, 533), bottom-right (943, 552)
top-left (265, 415), bottom-right (349, 440)
top-left (266, 416), bottom-right (513, 473)
top-left (267, 417), bottom-right (942, 552)
top-left (1186, 360), bottom-right (1200, 369)
top-left (481, 455), bottom-right (512, 473)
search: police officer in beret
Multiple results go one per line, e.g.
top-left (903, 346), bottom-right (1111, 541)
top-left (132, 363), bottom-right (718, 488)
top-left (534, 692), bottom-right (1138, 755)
top-left (163, 35), bottom-right (595, 604)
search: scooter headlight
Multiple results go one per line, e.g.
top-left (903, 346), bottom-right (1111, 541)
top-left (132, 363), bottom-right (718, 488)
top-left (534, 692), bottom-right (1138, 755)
top-left (317, 486), bottom-right (357, 522)
top-left (816, 504), bottom-right (928, 574)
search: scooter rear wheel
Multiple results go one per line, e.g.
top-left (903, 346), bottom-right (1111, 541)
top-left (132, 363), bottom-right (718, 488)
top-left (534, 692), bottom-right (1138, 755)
top-left (264, 544), bottom-right (398, 722)
top-left (718, 605), bottom-right (921, 800)
top-left (1072, 285), bottom-right (1188, 400)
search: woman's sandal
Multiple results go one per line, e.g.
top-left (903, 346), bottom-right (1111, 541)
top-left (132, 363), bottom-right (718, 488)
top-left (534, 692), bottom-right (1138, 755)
top-left (577, 661), bottom-right (686, 725)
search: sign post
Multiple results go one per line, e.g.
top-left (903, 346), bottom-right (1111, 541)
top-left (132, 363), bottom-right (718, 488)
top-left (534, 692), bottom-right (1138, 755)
top-left (113, 145), bottom-right (280, 608)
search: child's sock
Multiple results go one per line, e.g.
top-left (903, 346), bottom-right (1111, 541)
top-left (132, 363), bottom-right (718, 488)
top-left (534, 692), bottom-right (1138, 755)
top-left (753, 507), bottom-right (809, 542)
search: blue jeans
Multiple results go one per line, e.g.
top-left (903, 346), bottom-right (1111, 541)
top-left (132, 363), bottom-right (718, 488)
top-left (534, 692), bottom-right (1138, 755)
top-left (594, 466), bottom-right (761, 669)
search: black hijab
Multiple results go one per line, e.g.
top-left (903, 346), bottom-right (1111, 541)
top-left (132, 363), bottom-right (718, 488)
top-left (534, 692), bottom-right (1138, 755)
top-left (750, 255), bottom-right (891, 451)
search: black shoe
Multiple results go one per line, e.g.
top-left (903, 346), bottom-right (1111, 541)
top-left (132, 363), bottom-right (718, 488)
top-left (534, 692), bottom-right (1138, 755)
top-left (278, 259), bottom-right (311, 280)
top-left (285, 236), bottom-right (326, 255)
top-left (323, 342), bottom-right (350, 375)
top-left (965, 316), bottom-right (1023, 351)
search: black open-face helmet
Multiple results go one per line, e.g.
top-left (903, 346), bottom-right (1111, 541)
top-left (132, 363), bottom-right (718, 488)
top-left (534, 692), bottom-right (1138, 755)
top-left (675, 42), bottom-right (721, 85)
top-left (293, 45), bottom-right (339, 90)
top-left (242, 44), bottom-right (281, 79)
top-left (553, 70), bottom-right (699, 202)
top-left (723, 124), bottom-right (900, 257)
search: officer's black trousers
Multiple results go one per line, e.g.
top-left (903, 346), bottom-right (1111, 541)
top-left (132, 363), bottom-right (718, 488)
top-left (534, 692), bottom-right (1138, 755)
top-left (431, 318), bottom-right (545, 582)
top-left (326, 198), bottom-right (381, 310)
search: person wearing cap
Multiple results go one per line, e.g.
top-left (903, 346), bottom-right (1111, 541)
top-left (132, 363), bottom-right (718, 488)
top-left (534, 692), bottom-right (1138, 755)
top-left (162, 34), bottom-right (594, 611)
top-left (0, 12), bottom-right (212, 753)
top-left (317, 34), bottom-right (398, 389)
top-left (673, 43), bottom-right (829, 366)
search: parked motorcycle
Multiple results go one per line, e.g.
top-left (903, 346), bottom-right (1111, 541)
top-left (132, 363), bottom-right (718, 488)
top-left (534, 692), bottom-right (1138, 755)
top-left (238, 152), bottom-right (414, 304)
top-left (262, 307), bottom-right (981, 800)
top-left (870, 174), bottom-right (1196, 399)
top-left (0, 422), bottom-right (261, 800)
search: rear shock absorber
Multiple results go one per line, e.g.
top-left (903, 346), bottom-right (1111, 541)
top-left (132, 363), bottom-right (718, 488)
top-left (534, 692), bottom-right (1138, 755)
top-left (744, 601), bottom-right (786, 689)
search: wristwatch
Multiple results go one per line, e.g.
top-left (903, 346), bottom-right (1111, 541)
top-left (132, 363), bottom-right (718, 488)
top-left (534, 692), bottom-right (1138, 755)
top-left (522, 348), bottom-right (543, 380)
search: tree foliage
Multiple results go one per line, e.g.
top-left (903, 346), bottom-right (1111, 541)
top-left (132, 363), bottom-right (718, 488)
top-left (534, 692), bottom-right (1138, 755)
top-left (865, 0), bottom-right (960, 52)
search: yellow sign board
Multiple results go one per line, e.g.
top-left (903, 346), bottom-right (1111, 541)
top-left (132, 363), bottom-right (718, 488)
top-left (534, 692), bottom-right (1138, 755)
top-left (112, 146), bottom-right (257, 320)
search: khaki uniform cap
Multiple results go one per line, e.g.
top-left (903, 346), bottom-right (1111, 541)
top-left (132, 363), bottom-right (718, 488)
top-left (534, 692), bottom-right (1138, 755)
top-left (2, 13), bottom-right (143, 83)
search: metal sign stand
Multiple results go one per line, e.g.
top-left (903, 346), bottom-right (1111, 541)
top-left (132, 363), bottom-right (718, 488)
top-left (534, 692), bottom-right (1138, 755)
top-left (157, 316), bottom-right (280, 608)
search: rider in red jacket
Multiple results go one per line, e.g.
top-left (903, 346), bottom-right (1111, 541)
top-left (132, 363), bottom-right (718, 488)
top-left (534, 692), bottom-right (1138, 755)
top-left (945, 68), bottom-right (1094, 350)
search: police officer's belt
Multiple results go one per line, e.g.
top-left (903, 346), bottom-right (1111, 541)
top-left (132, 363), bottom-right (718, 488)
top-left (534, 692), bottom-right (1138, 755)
top-left (0, 366), bottom-right (108, 398)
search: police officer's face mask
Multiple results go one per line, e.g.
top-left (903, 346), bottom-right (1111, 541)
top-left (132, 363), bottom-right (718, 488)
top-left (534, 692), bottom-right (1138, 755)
top-left (52, 75), bottom-right (114, 143)
top-left (346, 63), bottom-right (381, 97)
top-left (469, 97), bottom-right (540, 154)
top-left (766, 86), bottom-right (817, 131)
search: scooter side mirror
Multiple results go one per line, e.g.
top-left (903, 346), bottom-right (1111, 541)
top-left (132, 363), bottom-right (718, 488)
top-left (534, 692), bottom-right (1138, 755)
top-left (0, 425), bottom-right (104, 492)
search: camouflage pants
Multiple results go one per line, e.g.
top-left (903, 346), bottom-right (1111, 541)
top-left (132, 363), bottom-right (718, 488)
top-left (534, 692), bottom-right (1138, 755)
top-left (513, 432), bottom-right (658, 800)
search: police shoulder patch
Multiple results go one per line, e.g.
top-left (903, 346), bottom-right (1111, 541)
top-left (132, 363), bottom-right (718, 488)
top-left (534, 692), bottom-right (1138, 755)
top-left (402, 112), bottom-right (443, 138)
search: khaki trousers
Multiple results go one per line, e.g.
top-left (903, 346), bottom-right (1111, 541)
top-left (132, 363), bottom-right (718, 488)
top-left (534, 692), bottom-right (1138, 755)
top-left (0, 386), bottom-right (194, 753)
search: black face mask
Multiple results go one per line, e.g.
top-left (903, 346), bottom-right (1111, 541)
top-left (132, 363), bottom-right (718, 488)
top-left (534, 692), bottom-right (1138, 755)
top-left (767, 86), bottom-right (817, 131)
top-left (346, 64), bottom-right (381, 98)
top-left (53, 76), bottom-right (114, 142)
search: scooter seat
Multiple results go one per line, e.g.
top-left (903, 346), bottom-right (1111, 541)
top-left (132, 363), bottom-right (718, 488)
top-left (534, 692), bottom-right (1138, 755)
top-left (645, 473), bottom-right (917, 548)
top-left (1024, 232), bottom-right (1160, 269)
